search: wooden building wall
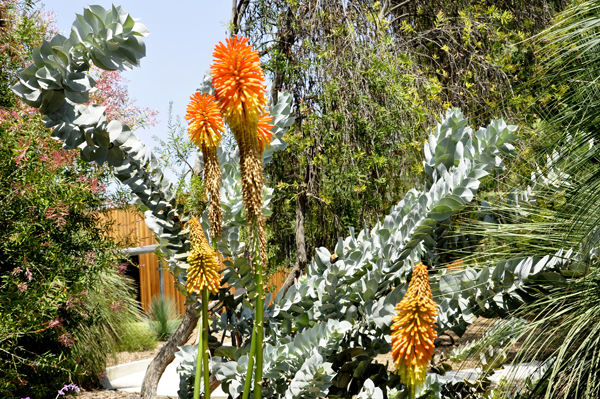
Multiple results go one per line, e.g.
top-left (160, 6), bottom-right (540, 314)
top-left (100, 208), bottom-right (291, 314)
top-left (99, 207), bottom-right (187, 315)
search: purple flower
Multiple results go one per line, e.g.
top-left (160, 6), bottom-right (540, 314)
top-left (56, 382), bottom-right (80, 397)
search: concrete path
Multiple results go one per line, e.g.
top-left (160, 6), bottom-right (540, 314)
top-left (102, 357), bottom-right (227, 398)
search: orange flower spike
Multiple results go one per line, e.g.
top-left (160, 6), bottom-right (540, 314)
top-left (185, 92), bottom-right (224, 149)
top-left (211, 36), bottom-right (267, 127)
top-left (391, 263), bottom-right (438, 395)
top-left (185, 92), bottom-right (224, 238)
top-left (257, 112), bottom-right (275, 153)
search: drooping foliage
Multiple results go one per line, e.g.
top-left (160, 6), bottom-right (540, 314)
top-left (231, 0), bottom-right (565, 273)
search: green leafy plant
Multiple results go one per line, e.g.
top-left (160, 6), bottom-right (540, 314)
top-left (146, 295), bottom-right (182, 341)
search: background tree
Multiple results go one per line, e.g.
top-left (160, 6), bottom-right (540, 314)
top-left (230, 0), bottom-right (565, 285)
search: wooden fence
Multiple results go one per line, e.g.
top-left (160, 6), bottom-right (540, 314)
top-left (99, 207), bottom-right (289, 314)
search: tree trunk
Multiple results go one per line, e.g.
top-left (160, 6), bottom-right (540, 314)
top-left (140, 304), bottom-right (199, 398)
top-left (280, 191), bottom-right (308, 295)
top-left (230, 0), bottom-right (250, 37)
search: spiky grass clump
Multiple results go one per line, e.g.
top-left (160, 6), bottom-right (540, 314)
top-left (71, 270), bottom-right (144, 381)
top-left (117, 322), bottom-right (158, 352)
top-left (146, 295), bottom-right (182, 341)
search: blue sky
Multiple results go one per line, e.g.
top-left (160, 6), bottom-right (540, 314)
top-left (42, 1), bottom-right (232, 165)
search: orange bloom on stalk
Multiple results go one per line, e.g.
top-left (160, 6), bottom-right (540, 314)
top-left (185, 92), bottom-right (224, 148)
top-left (211, 36), bottom-right (267, 127)
top-left (391, 263), bottom-right (438, 394)
top-left (185, 92), bottom-right (224, 238)
top-left (257, 113), bottom-right (275, 153)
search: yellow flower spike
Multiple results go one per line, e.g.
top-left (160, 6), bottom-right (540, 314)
top-left (185, 93), bottom-right (224, 238)
top-left (186, 218), bottom-right (221, 295)
top-left (391, 263), bottom-right (438, 395)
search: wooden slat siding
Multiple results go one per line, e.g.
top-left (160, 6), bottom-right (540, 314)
top-left (98, 207), bottom-right (187, 315)
top-left (99, 208), bottom-right (294, 312)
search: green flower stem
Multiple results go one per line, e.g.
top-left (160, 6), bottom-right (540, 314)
top-left (202, 288), bottom-right (211, 399)
top-left (242, 322), bottom-right (257, 399)
top-left (254, 282), bottom-right (265, 399)
top-left (253, 261), bottom-right (265, 399)
top-left (251, 220), bottom-right (266, 399)
top-left (193, 313), bottom-right (203, 399)
top-left (243, 221), bottom-right (266, 399)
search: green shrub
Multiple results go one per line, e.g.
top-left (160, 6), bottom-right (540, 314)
top-left (0, 3), bottom-right (146, 396)
top-left (146, 295), bottom-right (182, 341)
top-left (117, 322), bottom-right (158, 352)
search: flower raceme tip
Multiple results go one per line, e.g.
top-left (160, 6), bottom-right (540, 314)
top-left (186, 218), bottom-right (221, 295)
top-left (185, 92), bottom-right (224, 149)
top-left (391, 263), bottom-right (438, 393)
top-left (211, 36), bottom-right (267, 127)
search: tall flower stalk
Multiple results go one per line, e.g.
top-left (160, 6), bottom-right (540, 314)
top-left (391, 263), bottom-right (438, 398)
top-left (186, 93), bottom-right (226, 398)
top-left (186, 92), bottom-right (225, 239)
top-left (187, 217), bottom-right (221, 399)
top-left (211, 36), bottom-right (269, 266)
top-left (211, 35), bottom-right (272, 399)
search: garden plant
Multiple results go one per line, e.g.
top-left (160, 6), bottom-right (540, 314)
top-left (10, 2), bottom-right (600, 399)
top-left (0, 3), bottom-right (155, 397)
